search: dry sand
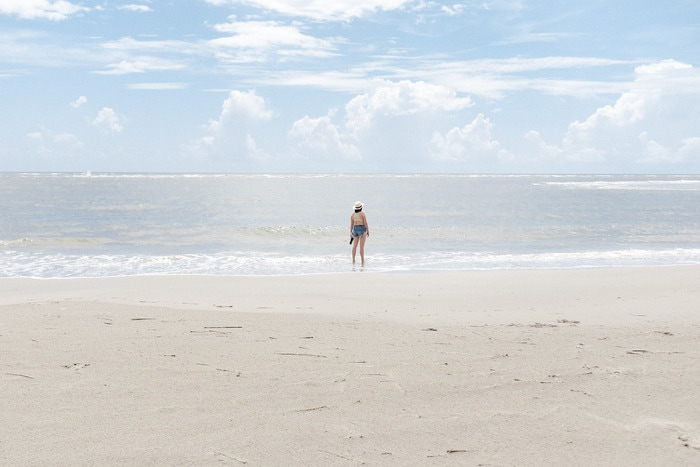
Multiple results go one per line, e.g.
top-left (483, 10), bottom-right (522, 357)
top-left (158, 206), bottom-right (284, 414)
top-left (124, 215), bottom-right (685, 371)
top-left (2, 267), bottom-right (700, 466)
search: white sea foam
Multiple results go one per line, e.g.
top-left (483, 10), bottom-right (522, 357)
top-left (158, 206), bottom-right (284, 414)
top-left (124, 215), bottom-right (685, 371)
top-left (3, 248), bottom-right (700, 278)
top-left (540, 180), bottom-right (700, 191)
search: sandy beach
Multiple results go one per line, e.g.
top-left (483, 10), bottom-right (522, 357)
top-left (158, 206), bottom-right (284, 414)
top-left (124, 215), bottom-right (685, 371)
top-left (2, 266), bottom-right (700, 466)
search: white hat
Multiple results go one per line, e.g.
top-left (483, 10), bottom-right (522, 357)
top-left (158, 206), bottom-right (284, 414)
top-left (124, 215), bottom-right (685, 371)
top-left (353, 201), bottom-right (364, 210)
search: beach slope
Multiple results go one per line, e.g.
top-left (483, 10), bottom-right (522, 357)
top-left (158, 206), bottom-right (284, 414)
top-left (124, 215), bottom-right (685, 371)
top-left (2, 267), bottom-right (700, 465)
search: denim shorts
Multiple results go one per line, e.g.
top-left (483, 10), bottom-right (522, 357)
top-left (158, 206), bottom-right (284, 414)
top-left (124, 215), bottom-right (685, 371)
top-left (351, 225), bottom-right (367, 238)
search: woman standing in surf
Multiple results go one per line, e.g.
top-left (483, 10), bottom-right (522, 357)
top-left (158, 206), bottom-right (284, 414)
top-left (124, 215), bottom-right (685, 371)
top-left (350, 201), bottom-right (369, 266)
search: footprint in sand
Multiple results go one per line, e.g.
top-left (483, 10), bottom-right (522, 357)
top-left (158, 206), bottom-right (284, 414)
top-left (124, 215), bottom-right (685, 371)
top-left (63, 363), bottom-right (90, 370)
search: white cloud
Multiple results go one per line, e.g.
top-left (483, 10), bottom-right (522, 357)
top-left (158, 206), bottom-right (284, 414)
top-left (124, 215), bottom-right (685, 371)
top-left (100, 37), bottom-right (193, 54)
top-left (26, 127), bottom-right (83, 156)
top-left (92, 108), bottom-right (124, 133)
top-left (520, 130), bottom-right (561, 163)
top-left (195, 81), bottom-right (475, 170)
top-left (203, 0), bottom-right (411, 20)
top-left (70, 95), bottom-right (87, 108)
top-left (247, 56), bottom-right (632, 100)
top-left (0, 29), bottom-right (99, 68)
top-left (27, 131), bottom-right (43, 141)
top-left (209, 19), bottom-right (338, 62)
top-left (118, 4), bottom-right (153, 12)
top-left (677, 137), bottom-right (700, 164)
top-left (126, 82), bottom-right (188, 90)
top-left (285, 79), bottom-right (476, 169)
top-left (635, 135), bottom-right (700, 166)
top-left (189, 90), bottom-right (274, 165)
top-left (441, 4), bottom-right (465, 16)
top-left (0, 0), bottom-right (89, 20)
top-left (408, 56), bottom-right (633, 99)
top-left (634, 59), bottom-right (692, 76)
top-left (243, 133), bottom-right (270, 162)
top-left (550, 60), bottom-right (700, 168)
top-left (637, 132), bottom-right (673, 164)
top-left (564, 91), bottom-right (648, 146)
top-left (289, 112), bottom-right (360, 161)
top-left (52, 131), bottom-right (82, 145)
top-left (344, 79), bottom-right (472, 137)
top-left (429, 114), bottom-right (503, 163)
top-left (95, 58), bottom-right (186, 75)
top-left (207, 89), bottom-right (273, 132)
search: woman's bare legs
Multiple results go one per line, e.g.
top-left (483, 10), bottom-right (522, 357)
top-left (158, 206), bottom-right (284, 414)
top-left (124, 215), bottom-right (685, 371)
top-left (358, 233), bottom-right (367, 265)
top-left (351, 233), bottom-right (367, 265)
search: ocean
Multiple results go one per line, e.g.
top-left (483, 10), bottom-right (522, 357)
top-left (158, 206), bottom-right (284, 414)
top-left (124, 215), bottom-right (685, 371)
top-left (2, 173), bottom-right (700, 277)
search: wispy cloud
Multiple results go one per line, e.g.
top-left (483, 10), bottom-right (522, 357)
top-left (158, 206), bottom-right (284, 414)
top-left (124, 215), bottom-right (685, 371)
top-left (203, 0), bottom-right (413, 20)
top-left (126, 82), bottom-right (188, 90)
top-left (255, 56), bottom-right (635, 99)
top-left (99, 37), bottom-right (198, 54)
top-left (497, 31), bottom-right (581, 45)
top-left (0, 29), bottom-right (97, 67)
top-left (0, 0), bottom-right (89, 21)
top-left (118, 4), bottom-right (154, 13)
top-left (95, 58), bottom-right (187, 75)
top-left (209, 19), bottom-right (339, 62)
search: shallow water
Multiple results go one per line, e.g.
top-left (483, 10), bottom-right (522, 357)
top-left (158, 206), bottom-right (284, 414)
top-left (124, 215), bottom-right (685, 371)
top-left (2, 173), bottom-right (699, 276)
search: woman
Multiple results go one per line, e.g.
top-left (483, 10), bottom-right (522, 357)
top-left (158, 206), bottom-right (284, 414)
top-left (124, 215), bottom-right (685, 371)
top-left (350, 201), bottom-right (369, 265)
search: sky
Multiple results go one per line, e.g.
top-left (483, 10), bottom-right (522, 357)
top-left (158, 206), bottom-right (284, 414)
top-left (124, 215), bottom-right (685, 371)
top-left (1, 0), bottom-right (699, 173)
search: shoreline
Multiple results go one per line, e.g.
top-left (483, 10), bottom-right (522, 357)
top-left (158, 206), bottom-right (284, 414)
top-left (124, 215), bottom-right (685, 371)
top-left (4, 246), bottom-right (700, 278)
top-left (2, 265), bottom-right (699, 325)
top-left (2, 266), bottom-right (700, 465)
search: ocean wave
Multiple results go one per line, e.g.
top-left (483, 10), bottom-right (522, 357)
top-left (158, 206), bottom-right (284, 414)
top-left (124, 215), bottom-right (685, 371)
top-left (539, 180), bottom-right (700, 191)
top-left (2, 248), bottom-right (699, 278)
top-left (0, 237), bottom-right (110, 249)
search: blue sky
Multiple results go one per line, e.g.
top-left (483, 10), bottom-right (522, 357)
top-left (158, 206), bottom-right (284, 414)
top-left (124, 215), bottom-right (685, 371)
top-left (1, 0), bottom-right (699, 173)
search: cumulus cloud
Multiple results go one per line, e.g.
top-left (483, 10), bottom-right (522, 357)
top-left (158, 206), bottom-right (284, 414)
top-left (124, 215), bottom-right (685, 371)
top-left (284, 59), bottom-right (700, 172)
top-left (26, 127), bottom-right (83, 157)
top-left (637, 132), bottom-right (673, 163)
top-left (289, 112), bottom-right (360, 162)
top-left (92, 107), bottom-right (124, 133)
top-left (563, 92), bottom-right (649, 147)
top-left (70, 95), bottom-right (87, 108)
top-left (188, 90), bottom-right (274, 165)
top-left (193, 61), bottom-right (699, 172)
top-left (344, 79), bottom-right (472, 137)
top-left (203, 0), bottom-right (411, 21)
top-left (207, 89), bottom-right (273, 132)
top-left (287, 79), bottom-right (475, 169)
top-left (519, 130), bottom-right (562, 166)
top-left (556, 59), bottom-right (700, 168)
top-left (676, 137), bottom-right (700, 164)
top-left (429, 114), bottom-right (504, 163)
top-left (190, 79), bottom-right (476, 170)
top-left (0, 0), bottom-right (89, 20)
